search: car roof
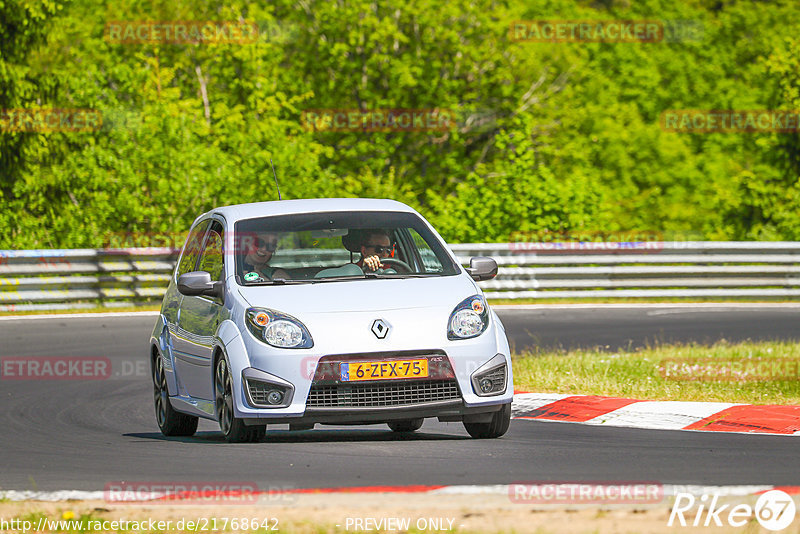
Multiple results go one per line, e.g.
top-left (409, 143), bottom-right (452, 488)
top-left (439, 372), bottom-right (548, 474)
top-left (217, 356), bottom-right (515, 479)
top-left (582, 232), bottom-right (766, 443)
top-left (205, 198), bottom-right (418, 224)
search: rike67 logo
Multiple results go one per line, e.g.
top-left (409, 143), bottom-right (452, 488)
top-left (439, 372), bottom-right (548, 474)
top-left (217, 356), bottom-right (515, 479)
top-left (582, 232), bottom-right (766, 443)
top-left (669, 490), bottom-right (796, 531)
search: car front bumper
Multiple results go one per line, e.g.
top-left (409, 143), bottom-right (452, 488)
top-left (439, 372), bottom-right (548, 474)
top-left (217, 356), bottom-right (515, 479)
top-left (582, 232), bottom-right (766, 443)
top-left (242, 399), bottom-right (508, 426)
top-left (226, 309), bottom-right (514, 422)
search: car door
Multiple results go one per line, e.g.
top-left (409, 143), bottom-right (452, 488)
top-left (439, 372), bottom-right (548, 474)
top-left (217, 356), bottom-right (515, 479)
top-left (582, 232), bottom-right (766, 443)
top-left (174, 218), bottom-right (226, 400)
top-left (167, 219), bottom-right (210, 393)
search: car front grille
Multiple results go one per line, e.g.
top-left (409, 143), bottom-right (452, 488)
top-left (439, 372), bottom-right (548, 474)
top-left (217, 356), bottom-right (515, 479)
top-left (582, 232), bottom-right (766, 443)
top-left (306, 379), bottom-right (461, 408)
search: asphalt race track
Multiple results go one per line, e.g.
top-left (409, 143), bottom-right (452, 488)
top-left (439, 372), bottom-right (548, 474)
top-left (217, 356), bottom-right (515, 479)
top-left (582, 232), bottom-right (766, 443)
top-left (1, 306), bottom-right (799, 491)
top-left (496, 304), bottom-right (800, 352)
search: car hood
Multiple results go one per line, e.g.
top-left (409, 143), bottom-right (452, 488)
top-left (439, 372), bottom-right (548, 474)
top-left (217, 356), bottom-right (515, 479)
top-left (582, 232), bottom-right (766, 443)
top-left (235, 274), bottom-right (478, 315)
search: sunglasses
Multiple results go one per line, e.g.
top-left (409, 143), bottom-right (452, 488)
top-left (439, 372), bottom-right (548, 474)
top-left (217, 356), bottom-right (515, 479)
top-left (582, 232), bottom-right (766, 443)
top-left (254, 238), bottom-right (278, 252)
top-left (365, 244), bottom-right (393, 254)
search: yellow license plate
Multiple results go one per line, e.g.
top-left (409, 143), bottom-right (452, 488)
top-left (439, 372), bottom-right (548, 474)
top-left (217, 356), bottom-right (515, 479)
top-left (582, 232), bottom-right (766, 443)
top-left (341, 360), bottom-right (429, 381)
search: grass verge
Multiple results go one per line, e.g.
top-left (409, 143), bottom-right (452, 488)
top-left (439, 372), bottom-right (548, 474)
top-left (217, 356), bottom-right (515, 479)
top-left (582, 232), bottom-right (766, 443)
top-left (512, 340), bottom-right (800, 404)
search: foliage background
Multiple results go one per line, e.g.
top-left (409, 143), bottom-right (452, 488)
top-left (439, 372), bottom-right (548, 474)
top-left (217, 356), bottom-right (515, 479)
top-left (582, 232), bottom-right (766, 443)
top-left (2, 0), bottom-right (800, 248)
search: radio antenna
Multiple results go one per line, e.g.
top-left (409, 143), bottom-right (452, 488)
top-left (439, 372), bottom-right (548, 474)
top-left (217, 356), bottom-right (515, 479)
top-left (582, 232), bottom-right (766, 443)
top-left (270, 158), bottom-right (282, 200)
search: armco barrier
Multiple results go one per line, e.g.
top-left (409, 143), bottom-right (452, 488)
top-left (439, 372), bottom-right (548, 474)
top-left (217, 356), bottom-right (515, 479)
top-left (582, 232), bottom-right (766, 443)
top-left (1, 242), bottom-right (800, 310)
top-left (0, 248), bottom-right (178, 311)
top-left (454, 241), bottom-right (800, 299)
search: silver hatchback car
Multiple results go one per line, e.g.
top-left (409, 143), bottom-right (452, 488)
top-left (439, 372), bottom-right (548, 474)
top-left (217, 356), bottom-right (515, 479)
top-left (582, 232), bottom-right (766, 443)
top-left (150, 198), bottom-right (513, 442)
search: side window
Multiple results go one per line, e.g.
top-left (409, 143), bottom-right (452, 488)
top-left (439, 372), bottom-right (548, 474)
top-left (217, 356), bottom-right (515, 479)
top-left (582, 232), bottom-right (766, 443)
top-left (410, 229), bottom-right (444, 273)
top-left (176, 220), bottom-right (211, 277)
top-left (198, 221), bottom-right (224, 281)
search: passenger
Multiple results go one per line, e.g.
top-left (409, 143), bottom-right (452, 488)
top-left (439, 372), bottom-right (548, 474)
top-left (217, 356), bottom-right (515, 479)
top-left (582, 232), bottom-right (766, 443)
top-left (357, 229), bottom-right (394, 273)
top-left (243, 232), bottom-right (289, 281)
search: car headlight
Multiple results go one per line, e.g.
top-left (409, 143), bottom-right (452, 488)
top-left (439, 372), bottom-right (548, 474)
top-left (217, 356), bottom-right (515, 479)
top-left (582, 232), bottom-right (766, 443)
top-left (246, 308), bottom-right (313, 349)
top-left (448, 295), bottom-right (489, 340)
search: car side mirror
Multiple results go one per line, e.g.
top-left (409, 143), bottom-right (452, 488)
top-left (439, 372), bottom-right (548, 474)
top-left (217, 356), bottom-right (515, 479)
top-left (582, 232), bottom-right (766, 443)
top-left (177, 271), bottom-right (224, 299)
top-left (466, 256), bottom-right (498, 281)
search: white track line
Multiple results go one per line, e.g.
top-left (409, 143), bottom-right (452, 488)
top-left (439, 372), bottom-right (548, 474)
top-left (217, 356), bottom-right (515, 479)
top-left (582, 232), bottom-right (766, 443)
top-left (0, 485), bottom-right (787, 502)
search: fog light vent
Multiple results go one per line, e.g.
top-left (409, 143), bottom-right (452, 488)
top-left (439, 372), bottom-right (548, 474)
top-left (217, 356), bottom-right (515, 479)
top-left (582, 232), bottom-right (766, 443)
top-left (247, 379), bottom-right (290, 408)
top-left (472, 364), bottom-right (506, 397)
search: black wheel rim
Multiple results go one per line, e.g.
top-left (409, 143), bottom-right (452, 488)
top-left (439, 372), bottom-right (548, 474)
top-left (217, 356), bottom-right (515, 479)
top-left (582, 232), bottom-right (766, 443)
top-left (153, 357), bottom-right (167, 428)
top-left (215, 359), bottom-right (233, 435)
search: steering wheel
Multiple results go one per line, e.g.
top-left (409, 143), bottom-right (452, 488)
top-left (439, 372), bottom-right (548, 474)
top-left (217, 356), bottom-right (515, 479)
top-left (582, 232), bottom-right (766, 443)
top-left (379, 258), bottom-right (413, 273)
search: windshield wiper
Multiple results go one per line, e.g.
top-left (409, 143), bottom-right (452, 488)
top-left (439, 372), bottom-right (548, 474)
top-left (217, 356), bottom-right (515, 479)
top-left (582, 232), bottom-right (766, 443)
top-left (313, 273), bottom-right (436, 281)
top-left (245, 279), bottom-right (310, 286)
top-left (366, 273), bottom-right (435, 279)
top-left (308, 275), bottom-right (368, 283)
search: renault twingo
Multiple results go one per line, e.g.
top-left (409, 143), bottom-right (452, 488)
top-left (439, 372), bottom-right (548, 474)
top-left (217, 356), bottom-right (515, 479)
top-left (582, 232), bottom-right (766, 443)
top-left (150, 198), bottom-right (513, 442)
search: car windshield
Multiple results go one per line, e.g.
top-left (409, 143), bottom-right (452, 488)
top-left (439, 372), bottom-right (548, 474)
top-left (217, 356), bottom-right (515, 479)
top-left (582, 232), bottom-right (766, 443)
top-left (233, 210), bottom-right (460, 285)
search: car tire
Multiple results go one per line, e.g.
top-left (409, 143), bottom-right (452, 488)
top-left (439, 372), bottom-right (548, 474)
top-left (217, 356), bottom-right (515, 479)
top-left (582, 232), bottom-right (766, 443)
top-left (387, 418), bottom-right (424, 432)
top-left (215, 357), bottom-right (265, 443)
top-left (463, 403), bottom-right (511, 439)
top-left (153, 355), bottom-right (198, 437)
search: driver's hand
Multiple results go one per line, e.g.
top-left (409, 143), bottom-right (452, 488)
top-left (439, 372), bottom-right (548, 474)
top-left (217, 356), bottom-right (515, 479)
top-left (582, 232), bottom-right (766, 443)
top-left (363, 255), bottom-right (382, 272)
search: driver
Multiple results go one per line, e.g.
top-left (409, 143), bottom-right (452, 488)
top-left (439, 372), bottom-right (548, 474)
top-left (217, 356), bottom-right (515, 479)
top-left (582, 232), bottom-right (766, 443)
top-left (357, 229), bottom-right (394, 273)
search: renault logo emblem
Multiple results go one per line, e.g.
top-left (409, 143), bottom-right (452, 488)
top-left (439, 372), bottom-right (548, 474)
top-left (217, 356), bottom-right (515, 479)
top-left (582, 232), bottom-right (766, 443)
top-left (371, 319), bottom-right (390, 339)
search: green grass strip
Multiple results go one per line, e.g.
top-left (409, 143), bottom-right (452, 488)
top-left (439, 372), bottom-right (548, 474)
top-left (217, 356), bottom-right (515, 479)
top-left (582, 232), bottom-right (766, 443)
top-left (513, 340), bottom-right (800, 405)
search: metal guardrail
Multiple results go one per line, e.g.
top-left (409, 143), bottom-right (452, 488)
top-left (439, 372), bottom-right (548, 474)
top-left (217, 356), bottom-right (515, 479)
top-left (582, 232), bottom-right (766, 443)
top-left (2, 242), bottom-right (800, 311)
top-left (452, 242), bottom-right (800, 299)
top-left (0, 248), bottom-right (178, 311)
